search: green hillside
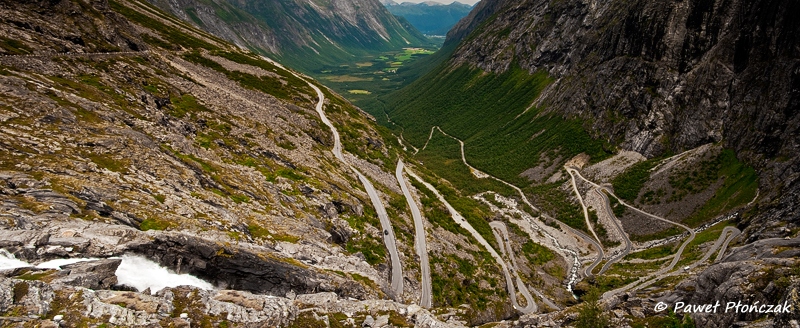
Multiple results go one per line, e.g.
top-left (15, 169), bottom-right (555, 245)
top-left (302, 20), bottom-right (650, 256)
top-left (147, 0), bottom-right (434, 74)
top-left (255, 5), bottom-right (431, 73)
top-left (375, 63), bottom-right (611, 186)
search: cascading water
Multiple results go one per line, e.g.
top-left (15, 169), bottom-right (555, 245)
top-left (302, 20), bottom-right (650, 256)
top-left (115, 254), bottom-right (214, 294)
top-left (0, 249), bottom-right (30, 270)
top-left (37, 258), bottom-right (101, 269)
top-left (0, 250), bottom-right (213, 294)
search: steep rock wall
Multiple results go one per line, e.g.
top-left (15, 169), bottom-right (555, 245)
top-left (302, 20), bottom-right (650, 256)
top-left (443, 0), bottom-right (799, 238)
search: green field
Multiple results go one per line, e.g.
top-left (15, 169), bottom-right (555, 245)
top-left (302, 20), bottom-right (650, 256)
top-left (313, 47), bottom-right (439, 104)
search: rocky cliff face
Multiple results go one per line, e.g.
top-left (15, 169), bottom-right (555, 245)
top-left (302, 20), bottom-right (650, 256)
top-left (395, 0), bottom-right (800, 326)
top-left (444, 0), bottom-right (799, 243)
top-left (661, 237), bottom-right (800, 328)
top-left (145, 0), bottom-right (430, 71)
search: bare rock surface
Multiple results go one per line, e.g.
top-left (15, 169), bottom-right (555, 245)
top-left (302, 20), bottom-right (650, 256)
top-left (1, 275), bottom-right (457, 327)
top-left (49, 258), bottom-right (121, 290)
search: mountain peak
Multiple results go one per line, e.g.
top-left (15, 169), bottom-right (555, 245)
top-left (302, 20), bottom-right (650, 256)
top-left (147, 0), bottom-right (429, 72)
top-left (384, 0), bottom-right (473, 35)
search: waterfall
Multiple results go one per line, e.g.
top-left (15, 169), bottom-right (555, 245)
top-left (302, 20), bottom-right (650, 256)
top-left (115, 254), bottom-right (214, 294)
top-left (0, 250), bottom-right (214, 294)
top-left (0, 249), bottom-right (30, 270)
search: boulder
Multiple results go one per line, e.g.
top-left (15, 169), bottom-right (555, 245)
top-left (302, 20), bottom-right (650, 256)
top-left (50, 259), bottom-right (121, 290)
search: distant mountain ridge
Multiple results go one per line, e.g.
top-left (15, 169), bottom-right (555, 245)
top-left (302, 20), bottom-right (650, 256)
top-left (146, 0), bottom-right (431, 72)
top-left (382, 0), bottom-right (465, 5)
top-left (383, 1), bottom-right (474, 35)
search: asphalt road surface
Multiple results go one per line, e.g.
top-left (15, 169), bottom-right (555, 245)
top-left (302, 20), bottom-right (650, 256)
top-left (406, 169), bottom-right (535, 314)
top-left (396, 160), bottom-right (432, 308)
top-left (491, 221), bottom-right (538, 313)
top-left (299, 72), bottom-right (404, 298)
top-left (595, 189), bottom-right (632, 275)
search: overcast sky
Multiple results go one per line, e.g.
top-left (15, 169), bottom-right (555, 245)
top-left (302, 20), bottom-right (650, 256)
top-left (397, 0), bottom-right (480, 5)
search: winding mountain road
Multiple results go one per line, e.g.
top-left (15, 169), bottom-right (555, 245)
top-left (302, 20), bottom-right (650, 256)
top-left (694, 226), bottom-right (740, 268)
top-left (491, 221), bottom-right (538, 313)
top-left (570, 170), bottom-right (695, 273)
top-left (564, 170), bottom-right (700, 300)
top-left (565, 167), bottom-right (606, 278)
top-left (607, 224), bottom-right (741, 299)
top-left (393, 122), bottom-right (742, 304)
top-left (417, 126), bottom-right (583, 292)
top-left (405, 169), bottom-right (536, 314)
top-left (396, 160), bottom-right (432, 308)
top-left (568, 226), bottom-right (604, 278)
top-left (714, 226), bottom-right (741, 263)
top-left (595, 189), bottom-right (632, 275)
top-left (566, 168), bottom-right (603, 247)
top-left (614, 197), bottom-right (693, 273)
top-left (288, 65), bottom-right (403, 298)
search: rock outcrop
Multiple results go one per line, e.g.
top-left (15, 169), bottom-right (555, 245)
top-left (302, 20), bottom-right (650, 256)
top-left (49, 259), bottom-right (121, 290)
top-left (660, 237), bottom-right (800, 327)
top-left (0, 274), bottom-right (453, 327)
top-left (126, 233), bottom-right (376, 299)
top-left (442, 0), bottom-right (799, 241)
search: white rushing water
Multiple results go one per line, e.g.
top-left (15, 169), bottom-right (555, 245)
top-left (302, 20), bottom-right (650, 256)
top-left (115, 254), bottom-right (214, 294)
top-left (0, 251), bottom-right (213, 294)
top-left (0, 249), bottom-right (30, 270)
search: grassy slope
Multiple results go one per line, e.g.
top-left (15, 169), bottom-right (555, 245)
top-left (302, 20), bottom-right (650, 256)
top-left (683, 149), bottom-right (758, 226)
top-left (357, 41), bottom-right (459, 122)
top-left (109, 0), bottom-right (405, 267)
top-left (382, 64), bottom-right (610, 186)
top-left (612, 148), bottom-right (758, 230)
